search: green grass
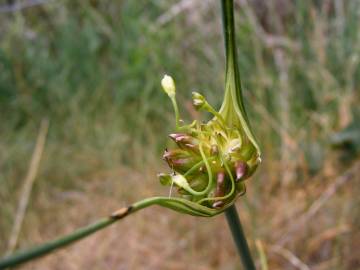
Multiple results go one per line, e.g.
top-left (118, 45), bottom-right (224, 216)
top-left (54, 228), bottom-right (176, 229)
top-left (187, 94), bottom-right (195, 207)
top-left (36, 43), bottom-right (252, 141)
top-left (0, 1), bottom-right (359, 269)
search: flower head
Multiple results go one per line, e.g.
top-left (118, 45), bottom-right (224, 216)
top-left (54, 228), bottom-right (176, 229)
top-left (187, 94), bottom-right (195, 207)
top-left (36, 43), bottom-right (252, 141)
top-left (159, 74), bottom-right (261, 209)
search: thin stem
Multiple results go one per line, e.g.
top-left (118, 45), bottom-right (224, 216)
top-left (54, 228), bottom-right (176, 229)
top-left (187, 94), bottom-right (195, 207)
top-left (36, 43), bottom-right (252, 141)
top-left (184, 158), bottom-right (214, 177)
top-left (221, 0), bottom-right (256, 268)
top-left (170, 96), bottom-right (181, 129)
top-left (0, 199), bottom-right (148, 268)
top-left (225, 205), bottom-right (256, 270)
top-left (0, 196), bottom-right (228, 269)
top-left (0, 218), bottom-right (117, 269)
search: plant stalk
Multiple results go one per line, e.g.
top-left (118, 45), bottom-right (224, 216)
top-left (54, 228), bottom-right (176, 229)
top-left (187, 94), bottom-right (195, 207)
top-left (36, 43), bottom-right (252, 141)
top-left (0, 196), bottom-right (231, 269)
top-left (221, 0), bottom-right (256, 269)
top-left (0, 218), bottom-right (116, 269)
top-left (0, 198), bottom-right (148, 269)
top-left (225, 205), bottom-right (256, 270)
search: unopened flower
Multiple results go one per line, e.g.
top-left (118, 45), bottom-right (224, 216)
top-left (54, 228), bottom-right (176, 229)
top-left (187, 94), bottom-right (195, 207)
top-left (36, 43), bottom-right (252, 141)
top-left (192, 92), bottom-right (206, 110)
top-left (161, 75), bottom-right (176, 97)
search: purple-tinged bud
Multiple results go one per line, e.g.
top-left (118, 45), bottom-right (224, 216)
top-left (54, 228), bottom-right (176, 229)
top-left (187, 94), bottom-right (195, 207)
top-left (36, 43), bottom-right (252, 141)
top-left (212, 171), bottom-right (225, 208)
top-left (168, 133), bottom-right (186, 142)
top-left (185, 143), bottom-right (196, 149)
top-left (163, 149), bottom-right (196, 173)
top-left (212, 201), bottom-right (224, 208)
top-left (163, 149), bottom-right (188, 160)
top-left (168, 133), bottom-right (194, 143)
top-left (168, 133), bottom-right (199, 152)
top-left (235, 161), bottom-right (247, 182)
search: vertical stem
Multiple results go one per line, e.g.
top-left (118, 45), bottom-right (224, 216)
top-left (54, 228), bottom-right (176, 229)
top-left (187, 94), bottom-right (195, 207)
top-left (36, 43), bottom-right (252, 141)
top-left (221, 0), bottom-right (256, 269)
top-left (225, 205), bottom-right (256, 270)
top-left (221, 0), bottom-right (249, 122)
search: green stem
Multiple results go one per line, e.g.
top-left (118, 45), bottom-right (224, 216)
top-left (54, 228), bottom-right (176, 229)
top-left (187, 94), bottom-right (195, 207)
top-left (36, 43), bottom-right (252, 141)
top-left (0, 198), bottom-right (151, 269)
top-left (221, 0), bottom-right (248, 121)
top-left (170, 96), bottom-right (181, 129)
top-left (225, 205), bottom-right (256, 270)
top-left (221, 0), bottom-right (256, 268)
top-left (0, 218), bottom-right (116, 269)
top-left (0, 196), bottom-right (227, 269)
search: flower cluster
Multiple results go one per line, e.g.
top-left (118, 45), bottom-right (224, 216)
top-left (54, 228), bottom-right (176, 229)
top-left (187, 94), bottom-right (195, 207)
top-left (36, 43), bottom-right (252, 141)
top-left (158, 75), bottom-right (261, 209)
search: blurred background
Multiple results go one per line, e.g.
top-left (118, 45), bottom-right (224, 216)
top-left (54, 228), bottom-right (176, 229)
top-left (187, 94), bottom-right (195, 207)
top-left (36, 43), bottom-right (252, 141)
top-left (0, 0), bottom-right (359, 269)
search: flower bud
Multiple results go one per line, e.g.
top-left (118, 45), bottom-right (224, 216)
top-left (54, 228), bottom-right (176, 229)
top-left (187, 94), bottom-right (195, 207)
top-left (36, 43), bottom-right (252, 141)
top-left (192, 92), bottom-right (206, 110)
top-left (158, 173), bottom-right (172, 186)
top-left (235, 161), bottom-right (247, 182)
top-left (212, 201), bottom-right (224, 208)
top-left (212, 171), bottom-right (226, 208)
top-left (169, 133), bottom-right (199, 152)
top-left (163, 149), bottom-right (197, 173)
top-left (161, 75), bottom-right (176, 97)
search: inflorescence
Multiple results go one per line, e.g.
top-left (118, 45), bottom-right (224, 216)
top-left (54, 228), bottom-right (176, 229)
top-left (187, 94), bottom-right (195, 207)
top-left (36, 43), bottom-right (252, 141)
top-left (158, 75), bottom-right (261, 209)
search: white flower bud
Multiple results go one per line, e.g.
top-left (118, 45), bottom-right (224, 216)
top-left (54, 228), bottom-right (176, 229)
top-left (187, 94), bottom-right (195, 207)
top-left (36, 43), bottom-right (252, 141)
top-left (161, 74), bottom-right (176, 97)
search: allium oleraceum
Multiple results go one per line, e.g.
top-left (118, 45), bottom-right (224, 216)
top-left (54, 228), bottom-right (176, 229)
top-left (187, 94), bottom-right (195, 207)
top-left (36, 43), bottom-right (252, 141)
top-left (0, 2), bottom-right (260, 268)
top-left (159, 74), bottom-right (261, 209)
